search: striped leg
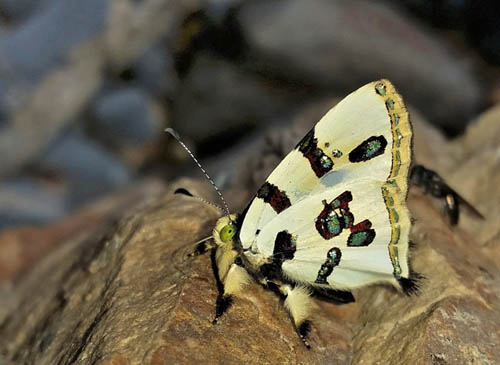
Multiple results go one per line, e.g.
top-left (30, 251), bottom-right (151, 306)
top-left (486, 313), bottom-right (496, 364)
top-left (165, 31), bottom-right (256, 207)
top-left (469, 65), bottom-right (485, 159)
top-left (213, 254), bottom-right (252, 323)
top-left (278, 284), bottom-right (313, 349)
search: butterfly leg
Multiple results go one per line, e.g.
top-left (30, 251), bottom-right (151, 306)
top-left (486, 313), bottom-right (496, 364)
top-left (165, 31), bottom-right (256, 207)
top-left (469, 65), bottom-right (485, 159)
top-left (188, 238), bottom-right (216, 257)
top-left (410, 164), bottom-right (484, 225)
top-left (213, 249), bottom-right (252, 324)
top-left (274, 283), bottom-right (313, 349)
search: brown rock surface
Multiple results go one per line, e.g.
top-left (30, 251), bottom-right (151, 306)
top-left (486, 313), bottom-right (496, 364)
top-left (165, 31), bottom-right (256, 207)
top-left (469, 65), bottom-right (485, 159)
top-left (0, 105), bottom-right (499, 363)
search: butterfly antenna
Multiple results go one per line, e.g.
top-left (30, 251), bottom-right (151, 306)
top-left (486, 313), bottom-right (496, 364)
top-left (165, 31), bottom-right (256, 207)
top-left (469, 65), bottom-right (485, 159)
top-left (166, 128), bottom-right (231, 216)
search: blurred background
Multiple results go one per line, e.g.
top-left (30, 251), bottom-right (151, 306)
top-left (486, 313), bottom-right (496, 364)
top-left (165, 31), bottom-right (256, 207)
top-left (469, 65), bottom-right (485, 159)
top-left (0, 0), bottom-right (498, 236)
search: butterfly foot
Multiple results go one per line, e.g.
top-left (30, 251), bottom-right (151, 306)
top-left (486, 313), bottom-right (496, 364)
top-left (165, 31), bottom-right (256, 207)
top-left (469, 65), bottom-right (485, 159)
top-left (298, 321), bottom-right (312, 349)
top-left (213, 294), bottom-right (233, 324)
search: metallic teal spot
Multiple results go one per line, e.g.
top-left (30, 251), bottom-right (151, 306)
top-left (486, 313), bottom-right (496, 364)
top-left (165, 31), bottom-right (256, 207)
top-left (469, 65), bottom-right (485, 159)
top-left (375, 83), bottom-right (387, 96)
top-left (394, 151), bottom-right (401, 176)
top-left (320, 155), bottom-right (333, 169)
top-left (392, 208), bottom-right (399, 223)
top-left (386, 98), bottom-right (395, 110)
top-left (349, 232), bottom-right (367, 246)
top-left (394, 226), bottom-right (401, 243)
top-left (366, 139), bottom-right (382, 158)
top-left (393, 113), bottom-right (400, 125)
top-left (326, 213), bottom-right (341, 236)
top-left (395, 128), bottom-right (403, 148)
top-left (332, 149), bottom-right (343, 158)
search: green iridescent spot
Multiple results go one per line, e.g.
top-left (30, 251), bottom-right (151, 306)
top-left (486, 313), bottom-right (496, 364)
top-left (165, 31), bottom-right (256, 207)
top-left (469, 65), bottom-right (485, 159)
top-left (328, 249), bottom-right (339, 260)
top-left (350, 232), bottom-right (368, 246)
top-left (394, 151), bottom-right (401, 176)
top-left (395, 128), bottom-right (403, 148)
top-left (332, 149), bottom-right (343, 158)
top-left (366, 140), bottom-right (382, 158)
top-left (393, 113), bottom-right (400, 125)
top-left (392, 208), bottom-right (399, 223)
top-left (220, 224), bottom-right (236, 242)
top-left (326, 212), bottom-right (341, 236)
top-left (320, 155), bottom-right (333, 169)
top-left (394, 226), bottom-right (401, 243)
top-left (375, 83), bottom-right (387, 96)
top-left (386, 98), bottom-right (395, 110)
top-left (342, 211), bottom-right (352, 227)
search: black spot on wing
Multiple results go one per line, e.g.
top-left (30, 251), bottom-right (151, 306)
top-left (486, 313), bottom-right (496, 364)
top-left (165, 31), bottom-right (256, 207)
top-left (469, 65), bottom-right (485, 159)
top-left (315, 247), bottom-right (342, 284)
top-left (348, 135), bottom-right (387, 163)
top-left (257, 182), bottom-right (291, 214)
top-left (296, 129), bottom-right (334, 178)
top-left (347, 220), bottom-right (376, 247)
top-left (273, 230), bottom-right (297, 262)
top-left (260, 231), bottom-right (298, 282)
top-left (315, 191), bottom-right (376, 247)
top-left (315, 191), bottom-right (354, 240)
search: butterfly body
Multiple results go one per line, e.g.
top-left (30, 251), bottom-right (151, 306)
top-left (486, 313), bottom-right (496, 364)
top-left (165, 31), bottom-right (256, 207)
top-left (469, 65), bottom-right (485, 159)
top-left (206, 79), bottom-right (418, 347)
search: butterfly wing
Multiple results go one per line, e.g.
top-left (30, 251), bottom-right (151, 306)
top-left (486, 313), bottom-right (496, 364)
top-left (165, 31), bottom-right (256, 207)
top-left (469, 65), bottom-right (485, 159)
top-left (239, 79), bottom-right (412, 289)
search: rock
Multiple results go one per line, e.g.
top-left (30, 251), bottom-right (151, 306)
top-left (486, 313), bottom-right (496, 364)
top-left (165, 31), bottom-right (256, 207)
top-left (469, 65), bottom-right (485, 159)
top-left (237, 0), bottom-right (482, 132)
top-left (0, 0), bottom-right (201, 178)
top-left (39, 131), bottom-right (131, 208)
top-left (92, 87), bottom-right (165, 145)
top-left (0, 0), bottom-right (55, 24)
top-left (172, 53), bottom-right (307, 146)
top-left (0, 178), bottom-right (164, 285)
top-left (133, 43), bottom-right (178, 97)
top-left (0, 104), bottom-right (498, 363)
top-left (0, 177), bottom-right (66, 229)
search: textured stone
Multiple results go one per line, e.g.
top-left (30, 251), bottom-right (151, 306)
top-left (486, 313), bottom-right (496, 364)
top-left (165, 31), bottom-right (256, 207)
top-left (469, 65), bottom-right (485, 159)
top-left (0, 178), bottom-right (164, 284)
top-left (0, 107), bottom-right (498, 363)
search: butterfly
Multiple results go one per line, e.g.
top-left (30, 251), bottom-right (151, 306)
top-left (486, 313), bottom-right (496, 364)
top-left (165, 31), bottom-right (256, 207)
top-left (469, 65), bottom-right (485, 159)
top-left (169, 79), bottom-right (480, 348)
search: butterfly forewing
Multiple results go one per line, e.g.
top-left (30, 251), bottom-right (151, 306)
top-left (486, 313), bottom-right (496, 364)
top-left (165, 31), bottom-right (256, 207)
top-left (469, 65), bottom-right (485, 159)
top-left (239, 79), bottom-right (412, 289)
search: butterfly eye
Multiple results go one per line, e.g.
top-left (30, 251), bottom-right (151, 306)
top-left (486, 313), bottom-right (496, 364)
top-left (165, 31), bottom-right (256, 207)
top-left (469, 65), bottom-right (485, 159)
top-left (220, 224), bottom-right (236, 242)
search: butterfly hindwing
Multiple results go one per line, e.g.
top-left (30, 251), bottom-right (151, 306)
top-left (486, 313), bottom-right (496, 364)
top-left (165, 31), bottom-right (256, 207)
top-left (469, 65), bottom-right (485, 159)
top-left (239, 79), bottom-right (412, 290)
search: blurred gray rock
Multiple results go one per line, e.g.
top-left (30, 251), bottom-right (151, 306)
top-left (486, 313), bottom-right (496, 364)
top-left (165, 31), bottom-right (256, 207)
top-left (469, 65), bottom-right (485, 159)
top-left (0, 178), bottom-right (66, 229)
top-left (134, 44), bottom-right (178, 97)
top-left (92, 87), bottom-right (164, 145)
top-left (0, 0), bottom-right (201, 179)
top-left (237, 0), bottom-right (482, 132)
top-left (0, 0), bottom-right (56, 24)
top-left (172, 53), bottom-right (307, 144)
top-left (39, 131), bottom-right (131, 208)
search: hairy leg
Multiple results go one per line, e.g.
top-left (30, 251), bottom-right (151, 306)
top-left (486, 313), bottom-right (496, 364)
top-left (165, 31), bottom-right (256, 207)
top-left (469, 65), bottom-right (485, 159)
top-left (277, 284), bottom-right (314, 349)
top-left (213, 247), bottom-right (252, 323)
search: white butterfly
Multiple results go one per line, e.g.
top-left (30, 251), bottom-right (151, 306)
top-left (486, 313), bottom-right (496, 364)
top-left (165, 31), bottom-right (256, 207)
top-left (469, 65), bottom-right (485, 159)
top-left (204, 79), bottom-right (416, 348)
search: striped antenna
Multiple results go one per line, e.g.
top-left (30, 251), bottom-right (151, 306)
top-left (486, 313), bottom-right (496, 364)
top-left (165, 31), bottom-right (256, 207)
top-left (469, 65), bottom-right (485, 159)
top-left (165, 128), bottom-right (231, 216)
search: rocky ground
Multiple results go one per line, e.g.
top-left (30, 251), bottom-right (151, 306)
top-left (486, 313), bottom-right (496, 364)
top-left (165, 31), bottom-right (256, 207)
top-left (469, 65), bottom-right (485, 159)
top-left (1, 0), bottom-right (500, 364)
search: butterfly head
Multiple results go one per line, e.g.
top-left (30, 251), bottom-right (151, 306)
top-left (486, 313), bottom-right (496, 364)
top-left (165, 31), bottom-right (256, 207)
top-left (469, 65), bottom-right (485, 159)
top-left (213, 214), bottom-right (238, 246)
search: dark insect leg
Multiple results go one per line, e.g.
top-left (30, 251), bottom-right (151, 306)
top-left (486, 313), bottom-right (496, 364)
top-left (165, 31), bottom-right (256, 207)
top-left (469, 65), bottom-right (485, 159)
top-left (311, 287), bottom-right (355, 304)
top-left (187, 238), bottom-right (216, 257)
top-left (410, 164), bottom-right (484, 225)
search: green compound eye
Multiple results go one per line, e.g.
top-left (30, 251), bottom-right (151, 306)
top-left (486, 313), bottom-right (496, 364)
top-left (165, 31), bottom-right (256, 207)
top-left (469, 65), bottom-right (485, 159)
top-left (220, 224), bottom-right (236, 242)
